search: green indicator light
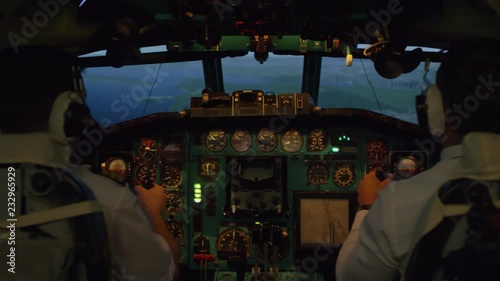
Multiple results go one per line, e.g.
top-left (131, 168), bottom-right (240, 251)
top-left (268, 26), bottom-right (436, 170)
top-left (194, 193), bottom-right (202, 198)
top-left (194, 198), bottom-right (202, 203)
top-left (331, 146), bottom-right (340, 153)
top-left (347, 137), bottom-right (351, 141)
top-left (338, 137), bottom-right (342, 141)
top-left (194, 189), bottom-right (202, 194)
top-left (194, 183), bottom-right (201, 188)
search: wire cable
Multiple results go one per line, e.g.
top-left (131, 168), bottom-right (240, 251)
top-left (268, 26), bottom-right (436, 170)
top-left (360, 59), bottom-right (384, 114)
top-left (142, 63), bottom-right (162, 115)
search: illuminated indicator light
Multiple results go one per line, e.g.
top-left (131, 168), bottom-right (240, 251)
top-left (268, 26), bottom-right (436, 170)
top-left (194, 189), bottom-right (202, 194)
top-left (194, 193), bottom-right (202, 198)
top-left (194, 198), bottom-right (202, 203)
top-left (347, 137), bottom-right (351, 141)
top-left (338, 137), bottom-right (342, 141)
top-left (194, 183), bottom-right (201, 189)
top-left (331, 147), bottom-right (340, 153)
top-left (255, 221), bottom-right (261, 225)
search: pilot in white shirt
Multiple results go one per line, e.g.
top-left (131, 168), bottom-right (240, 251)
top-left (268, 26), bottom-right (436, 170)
top-left (0, 134), bottom-right (177, 281)
top-left (336, 38), bottom-right (500, 281)
top-left (336, 145), bottom-right (462, 281)
top-left (75, 165), bottom-right (178, 281)
top-left (0, 46), bottom-right (179, 281)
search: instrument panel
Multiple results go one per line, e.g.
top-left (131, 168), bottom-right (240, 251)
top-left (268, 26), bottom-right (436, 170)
top-left (96, 112), bottom-right (431, 281)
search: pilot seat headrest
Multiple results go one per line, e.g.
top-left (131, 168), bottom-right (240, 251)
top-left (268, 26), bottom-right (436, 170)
top-left (454, 132), bottom-right (500, 180)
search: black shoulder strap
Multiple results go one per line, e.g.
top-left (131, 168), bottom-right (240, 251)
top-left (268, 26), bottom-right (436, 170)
top-left (406, 178), bottom-right (500, 281)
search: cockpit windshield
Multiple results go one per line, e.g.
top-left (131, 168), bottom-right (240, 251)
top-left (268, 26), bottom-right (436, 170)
top-left (82, 50), bottom-right (440, 125)
top-left (319, 57), bottom-right (440, 123)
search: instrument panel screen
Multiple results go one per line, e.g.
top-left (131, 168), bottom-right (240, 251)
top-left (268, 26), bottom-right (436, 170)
top-left (299, 198), bottom-right (350, 246)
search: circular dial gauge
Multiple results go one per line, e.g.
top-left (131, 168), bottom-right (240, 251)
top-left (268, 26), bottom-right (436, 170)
top-left (165, 220), bottom-right (184, 242)
top-left (162, 165), bottom-right (182, 188)
top-left (307, 163), bottom-right (329, 185)
top-left (258, 234), bottom-right (290, 263)
top-left (281, 129), bottom-right (303, 152)
top-left (205, 130), bottom-right (227, 152)
top-left (165, 192), bottom-right (183, 215)
top-left (396, 156), bottom-right (418, 178)
top-left (216, 228), bottom-right (252, 258)
top-left (307, 129), bottom-right (327, 152)
top-left (193, 236), bottom-right (210, 253)
top-left (101, 157), bottom-right (129, 182)
top-left (162, 140), bottom-right (182, 163)
top-left (366, 140), bottom-right (388, 163)
top-left (256, 128), bottom-right (278, 152)
top-left (136, 139), bottom-right (159, 161)
top-left (333, 163), bottom-right (356, 188)
top-left (136, 163), bottom-right (156, 188)
top-left (197, 158), bottom-right (219, 182)
top-left (230, 130), bottom-right (252, 152)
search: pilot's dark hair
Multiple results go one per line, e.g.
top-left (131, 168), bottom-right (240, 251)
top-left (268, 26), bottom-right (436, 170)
top-left (436, 37), bottom-right (500, 136)
top-left (0, 45), bottom-right (81, 133)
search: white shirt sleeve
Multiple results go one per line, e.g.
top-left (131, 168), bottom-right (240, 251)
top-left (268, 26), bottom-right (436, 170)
top-left (153, 234), bottom-right (176, 281)
top-left (336, 187), bottom-right (400, 281)
top-left (335, 149), bottom-right (464, 281)
top-left (74, 166), bottom-right (175, 281)
top-left (110, 195), bottom-right (176, 281)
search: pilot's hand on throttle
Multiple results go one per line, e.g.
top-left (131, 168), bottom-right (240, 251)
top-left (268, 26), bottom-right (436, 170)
top-left (135, 183), bottom-right (166, 220)
top-left (357, 170), bottom-right (393, 206)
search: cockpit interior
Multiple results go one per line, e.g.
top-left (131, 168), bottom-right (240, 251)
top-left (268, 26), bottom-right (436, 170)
top-left (1, 0), bottom-right (500, 281)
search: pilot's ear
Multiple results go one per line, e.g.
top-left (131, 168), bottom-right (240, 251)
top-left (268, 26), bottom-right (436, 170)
top-left (416, 84), bottom-right (445, 138)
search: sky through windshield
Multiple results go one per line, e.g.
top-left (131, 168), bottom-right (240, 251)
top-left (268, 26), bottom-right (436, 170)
top-left (82, 53), bottom-right (439, 125)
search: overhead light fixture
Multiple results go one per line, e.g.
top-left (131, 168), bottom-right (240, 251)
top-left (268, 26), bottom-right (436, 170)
top-left (105, 18), bottom-right (140, 68)
top-left (251, 35), bottom-right (272, 64)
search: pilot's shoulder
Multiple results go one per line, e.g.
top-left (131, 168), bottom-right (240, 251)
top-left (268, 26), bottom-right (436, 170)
top-left (380, 165), bottom-right (452, 203)
top-left (71, 165), bottom-right (133, 203)
top-left (73, 165), bottom-right (124, 186)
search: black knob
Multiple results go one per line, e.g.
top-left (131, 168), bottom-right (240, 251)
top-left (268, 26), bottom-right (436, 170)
top-left (376, 169), bottom-right (387, 181)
